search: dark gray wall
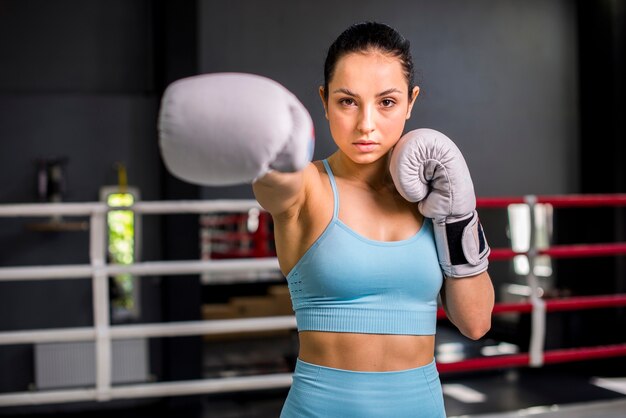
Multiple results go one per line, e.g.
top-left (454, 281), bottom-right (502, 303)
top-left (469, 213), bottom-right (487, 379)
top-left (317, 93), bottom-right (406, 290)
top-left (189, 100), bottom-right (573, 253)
top-left (0, 1), bottom-right (154, 94)
top-left (199, 0), bottom-right (579, 199)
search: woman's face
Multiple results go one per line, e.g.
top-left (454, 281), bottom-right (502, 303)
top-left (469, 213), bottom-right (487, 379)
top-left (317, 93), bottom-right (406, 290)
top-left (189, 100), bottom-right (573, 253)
top-left (320, 50), bottom-right (419, 165)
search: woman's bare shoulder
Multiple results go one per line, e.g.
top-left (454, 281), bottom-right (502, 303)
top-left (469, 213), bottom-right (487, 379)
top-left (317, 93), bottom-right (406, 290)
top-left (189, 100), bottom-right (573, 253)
top-left (301, 160), bottom-right (328, 192)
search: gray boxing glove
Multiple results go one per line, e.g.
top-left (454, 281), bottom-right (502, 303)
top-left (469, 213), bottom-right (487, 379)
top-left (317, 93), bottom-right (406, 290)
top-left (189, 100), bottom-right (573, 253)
top-left (158, 73), bottom-right (314, 186)
top-left (389, 128), bottom-right (490, 278)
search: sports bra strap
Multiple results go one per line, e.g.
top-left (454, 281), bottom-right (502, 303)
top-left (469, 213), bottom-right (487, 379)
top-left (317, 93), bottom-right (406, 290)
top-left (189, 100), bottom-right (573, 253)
top-left (322, 159), bottom-right (339, 219)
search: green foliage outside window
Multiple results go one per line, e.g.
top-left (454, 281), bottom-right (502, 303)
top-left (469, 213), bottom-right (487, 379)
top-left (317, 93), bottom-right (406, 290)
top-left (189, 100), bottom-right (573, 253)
top-left (107, 193), bottom-right (135, 312)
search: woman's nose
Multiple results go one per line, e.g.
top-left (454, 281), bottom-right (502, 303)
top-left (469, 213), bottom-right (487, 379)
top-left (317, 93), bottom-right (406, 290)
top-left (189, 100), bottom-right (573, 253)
top-left (357, 105), bottom-right (375, 134)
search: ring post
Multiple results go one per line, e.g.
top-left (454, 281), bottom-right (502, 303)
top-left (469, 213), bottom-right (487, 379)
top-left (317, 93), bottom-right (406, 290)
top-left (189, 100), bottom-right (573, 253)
top-left (525, 195), bottom-right (546, 367)
top-left (90, 210), bottom-right (112, 401)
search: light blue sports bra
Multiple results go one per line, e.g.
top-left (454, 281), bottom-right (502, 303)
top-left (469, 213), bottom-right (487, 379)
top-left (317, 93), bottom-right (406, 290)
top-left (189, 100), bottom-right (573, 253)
top-left (286, 159), bottom-right (443, 335)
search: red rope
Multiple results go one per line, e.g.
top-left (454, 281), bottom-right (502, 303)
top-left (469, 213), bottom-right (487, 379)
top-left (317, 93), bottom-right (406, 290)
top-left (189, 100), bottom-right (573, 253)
top-left (489, 301), bottom-right (533, 315)
top-left (437, 353), bottom-right (530, 372)
top-left (537, 194), bottom-right (626, 208)
top-left (476, 197), bottom-right (525, 208)
top-left (545, 294), bottom-right (626, 312)
top-left (436, 343), bottom-right (626, 373)
top-left (488, 243), bottom-right (626, 260)
top-left (477, 194), bottom-right (626, 208)
top-left (488, 248), bottom-right (519, 260)
top-left (541, 243), bottom-right (626, 258)
top-left (437, 294), bottom-right (626, 318)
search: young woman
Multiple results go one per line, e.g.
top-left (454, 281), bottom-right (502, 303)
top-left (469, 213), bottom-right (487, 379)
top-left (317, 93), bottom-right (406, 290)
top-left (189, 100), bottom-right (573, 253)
top-left (158, 20), bottom-right (494, 418)
top-left (253, 22), bottom-right (495, 417)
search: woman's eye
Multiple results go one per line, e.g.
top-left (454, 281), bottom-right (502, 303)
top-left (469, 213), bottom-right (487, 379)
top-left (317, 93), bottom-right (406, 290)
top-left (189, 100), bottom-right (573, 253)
top-left (381, 99), bottom-right (395, 107)
top-left (339, 98), bottom-right (356, 106)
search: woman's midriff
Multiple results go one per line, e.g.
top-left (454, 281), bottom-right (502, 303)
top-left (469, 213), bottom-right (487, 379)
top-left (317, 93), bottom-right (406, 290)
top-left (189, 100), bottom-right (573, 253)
top-left (297, 331), bottom-right (435, 371)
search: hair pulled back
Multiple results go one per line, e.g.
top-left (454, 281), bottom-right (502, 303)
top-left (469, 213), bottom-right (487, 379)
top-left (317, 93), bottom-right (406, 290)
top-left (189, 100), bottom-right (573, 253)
top-left (323, 22), bottom-right (415, 101)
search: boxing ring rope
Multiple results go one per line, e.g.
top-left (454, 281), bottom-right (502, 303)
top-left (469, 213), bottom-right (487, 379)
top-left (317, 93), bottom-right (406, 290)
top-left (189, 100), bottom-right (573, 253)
top-left (0, 199), bottom-right (294, 407)
top-left (433, 194), bottom-right (626, 372)
top-left (0, 194), bottom-right (625, 406)
top-left (476, 194), bottom-right (626, 208)
top-left (0, 258), bottom-right (280, 282)
top-left (489, 243), bottom-right (626, 260)
top-left (437, 294), bottom-right (626, 317)
top-left (436, 344), bottom-right (626, 373)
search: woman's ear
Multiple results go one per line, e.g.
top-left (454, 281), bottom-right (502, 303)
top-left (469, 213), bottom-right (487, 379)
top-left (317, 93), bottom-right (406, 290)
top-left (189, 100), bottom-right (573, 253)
top-left (319, 86), bottom-right (329, 119)
top-left (406, 86), bottom-right (420, 120)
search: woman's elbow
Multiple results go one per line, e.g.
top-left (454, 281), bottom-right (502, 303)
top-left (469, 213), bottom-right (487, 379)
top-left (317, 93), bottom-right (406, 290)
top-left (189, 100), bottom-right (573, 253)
top-left (461, 318), bottom-right (492, 341)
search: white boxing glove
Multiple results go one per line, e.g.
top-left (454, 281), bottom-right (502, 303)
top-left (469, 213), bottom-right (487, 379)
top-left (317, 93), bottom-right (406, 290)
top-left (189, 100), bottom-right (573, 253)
top-left (158, 73), bottom-right (314, 186)
top-left (389, 128), bottom-right (490, 278)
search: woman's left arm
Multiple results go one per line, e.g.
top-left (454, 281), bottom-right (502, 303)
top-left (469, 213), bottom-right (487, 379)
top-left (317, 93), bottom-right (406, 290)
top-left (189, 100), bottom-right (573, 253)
top-left (439, 271), bottom-right (494, 340)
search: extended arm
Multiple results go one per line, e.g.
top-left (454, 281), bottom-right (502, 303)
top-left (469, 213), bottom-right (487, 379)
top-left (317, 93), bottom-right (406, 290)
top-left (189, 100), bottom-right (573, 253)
top-left (158, 72), bottom-right (314, 217)
top-left (253, 169), bottom-right (306, 217)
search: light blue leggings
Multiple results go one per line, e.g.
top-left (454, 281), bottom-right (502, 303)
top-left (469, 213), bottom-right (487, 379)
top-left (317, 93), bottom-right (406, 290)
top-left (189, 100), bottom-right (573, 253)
top-left (280, 358), bottom-right (446, 417)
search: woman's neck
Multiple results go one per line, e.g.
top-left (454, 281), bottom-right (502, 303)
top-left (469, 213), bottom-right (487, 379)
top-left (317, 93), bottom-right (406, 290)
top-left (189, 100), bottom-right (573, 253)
top-left (327, 151), bottom-right (392, 192)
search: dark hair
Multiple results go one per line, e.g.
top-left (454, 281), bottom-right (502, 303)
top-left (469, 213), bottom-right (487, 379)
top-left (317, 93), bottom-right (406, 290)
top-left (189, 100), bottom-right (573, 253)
top-left (323, 22), bottom-right (415, 101)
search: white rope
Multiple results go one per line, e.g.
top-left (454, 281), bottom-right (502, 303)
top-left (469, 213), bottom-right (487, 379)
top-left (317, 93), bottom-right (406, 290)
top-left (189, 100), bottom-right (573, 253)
top-left (0, 199), bottom-right (285, 407)
top-left (0, 265), bottom-right (93, 281)
top-left (108, 258), bottom-right (280, 276)
top-left (0, 202), bottom-right (105, 217)
top-left (0, 317), bottom-right (297, 345)
top-left (0, 374), bottom-right (293, 407)
top-left (109, 373), bottom-right (292, 399)
top-left (0, 388), bottom-right (97, 407)
top-left (0, 328), bottom-right (96, 345)
top-left (132, 199), bottom-right (261, 214)
top-left (110, 316), bottom-right (297, 339)
top-left (0, 199), bottom-right (261, 217)
top-left (0, 258), bottom-right (281, 281)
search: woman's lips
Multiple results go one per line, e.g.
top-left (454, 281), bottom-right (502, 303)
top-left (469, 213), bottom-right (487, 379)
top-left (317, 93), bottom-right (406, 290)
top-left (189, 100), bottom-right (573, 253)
top-left (353, 141), bottom-right (378, 152)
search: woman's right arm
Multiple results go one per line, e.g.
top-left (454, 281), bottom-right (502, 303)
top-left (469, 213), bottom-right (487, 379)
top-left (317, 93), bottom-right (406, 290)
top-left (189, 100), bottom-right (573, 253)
top-left (253, 168), bottom-right (308, 218)
top-left (253, 166), bottom-right (318, 276)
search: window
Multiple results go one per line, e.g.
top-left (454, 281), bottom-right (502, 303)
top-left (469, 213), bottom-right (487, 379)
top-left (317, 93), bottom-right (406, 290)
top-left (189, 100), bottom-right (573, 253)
top-left (507, 203), bottom-right (553, 277)
top-left (101, 186), bottom-right (141, 322)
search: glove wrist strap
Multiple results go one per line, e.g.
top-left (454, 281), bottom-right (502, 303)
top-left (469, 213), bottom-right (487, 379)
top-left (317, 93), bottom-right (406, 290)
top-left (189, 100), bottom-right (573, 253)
top-left (432, 210), bottom-right (490, 278)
